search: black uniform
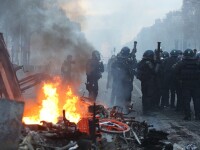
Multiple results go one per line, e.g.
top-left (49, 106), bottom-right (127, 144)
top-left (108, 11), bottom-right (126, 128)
top-left (174, 49), bottom-right (200, 120)
top-left (137, 50), bottom-right (157, 112)
top-left (175, 52), bottom-right (184, 112)
top-left (162, 54), bottom-right (179, 108)
top-left (156, 51), bottom-right (169, 108)
top-left (111, 47), bottom-right (135, 112)
top-left (86, 51), bottom-right (104, 101)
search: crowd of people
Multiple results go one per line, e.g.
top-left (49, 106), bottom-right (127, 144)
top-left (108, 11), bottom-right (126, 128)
top-left (61, 46), bottom-right (200, 121)
top-left (108, 47), bottom-right (200, 121)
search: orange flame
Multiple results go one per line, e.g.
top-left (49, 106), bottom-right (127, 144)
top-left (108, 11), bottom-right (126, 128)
top-left (23, 77), bottom-right (89, 125)
top-left (39, 83), bottom-right (59, 123)
top-left (63, 88), bottom-right (81, 124)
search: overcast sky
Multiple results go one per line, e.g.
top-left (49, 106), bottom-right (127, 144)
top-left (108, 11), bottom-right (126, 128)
top-left (64, 0), bottom-right (183, 60)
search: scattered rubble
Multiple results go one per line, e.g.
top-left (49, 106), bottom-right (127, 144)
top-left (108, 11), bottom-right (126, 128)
top-left (17, 105), bottom-right (173, 150)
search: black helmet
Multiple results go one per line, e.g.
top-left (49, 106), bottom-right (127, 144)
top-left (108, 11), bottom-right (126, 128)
top-left (196, 51), bottom-right (200, 60)
top-left (170, 49), bottom-right (179, 57)
top-left (161, 51), bottom-right (169, 59)
top-left (92, 50), bottom-right (101, 60)
top-left (194, 49), bottom-right (197, 55)
top-left (143, 50), bottom-right (154, 60)
top-left (120, 47), bottom-right (130, 56)
top-left (183, 49), bottom-right (195, 59)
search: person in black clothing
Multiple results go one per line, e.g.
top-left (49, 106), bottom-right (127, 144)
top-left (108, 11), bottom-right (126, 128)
top-left (175, 50), bottom-right (183, 111)
top-left (174, 49), bottom-right (200, 120)
top-left (137, 50), bottom-right (157, 113)
top-left (111, 47), bottom-right (136, 112)
top-left (161, 50), bottom-right (179, 108)
top-left (157, 51), bottom-right (169, 108)
top-left (86, 50), bottom-right (104, 101)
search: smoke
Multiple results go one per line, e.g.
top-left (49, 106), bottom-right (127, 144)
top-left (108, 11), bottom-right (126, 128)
top-left (0, 0), bottom-right (93, 83)
top-left (59, 0), bottom-right (86, 25)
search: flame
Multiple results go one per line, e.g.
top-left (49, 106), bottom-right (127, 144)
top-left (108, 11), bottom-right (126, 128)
top-left (23, 76), bottom-right (89, 125)
top-left (23, 116), bottom-right (40, 124)
top-left (63, 88), bottom-right (81, 124)
top-left (39, 83), bottom-right (59, 123)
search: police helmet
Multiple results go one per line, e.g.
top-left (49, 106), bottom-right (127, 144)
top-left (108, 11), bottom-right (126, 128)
top-left (92, 50), bottom-right (101, 60)
top-left (161, 51), bottom-right (169, 59)
top-left (143, 50), bottom-right (154, 60)
top-left (120, 47), bottom-right (130, 56)
top-left (196, 51), bottom-right (200, 60)
top-left (194, 49), bottom-right (197, 55)
top-left (170, 49), bottom-right (179, 57)
top-left (183, 49), bottom-right (195, 59)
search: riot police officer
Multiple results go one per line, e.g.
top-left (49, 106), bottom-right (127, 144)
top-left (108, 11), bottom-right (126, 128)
top-left (111, 47), bottom-right (135, 112)
top-left (175, 50), bottom-right (183, 111)
top-left (158, 51), bottom-right (169, 108)
top-left (174, 49), bottom-right (200, 120)
top-left (161, 50), bottom-right (179, 108)
top-left (86, 50), bottom-right (104, 101)
top-left (137, 50), bottom-right (157, 113)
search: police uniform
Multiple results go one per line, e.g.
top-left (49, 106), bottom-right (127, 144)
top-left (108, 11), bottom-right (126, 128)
top-left (137, 50), bottom-right (157, 112)
top-left (86, 51), bottom-right (104, 101)
top-left (111, 47), bottom-right (135, 112)
top-left (174, 49), bottom-right (200, 120)
top-left (161, 50), bottom-right (179, 108)
top-left (156, 51), bottom-right (169, 108)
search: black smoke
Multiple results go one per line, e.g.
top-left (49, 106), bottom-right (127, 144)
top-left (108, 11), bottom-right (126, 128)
top-left (0, 0), bottom-right (93, 78)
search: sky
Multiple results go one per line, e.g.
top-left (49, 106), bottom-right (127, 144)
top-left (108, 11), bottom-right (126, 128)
top-left (63, 0), bottom-right (183, 61)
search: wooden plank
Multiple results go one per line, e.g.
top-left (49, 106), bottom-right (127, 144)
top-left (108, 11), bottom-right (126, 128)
top-left (0, 33), bottom-right (22, 100)
top-left (0, 63), bottom-right (14, 99)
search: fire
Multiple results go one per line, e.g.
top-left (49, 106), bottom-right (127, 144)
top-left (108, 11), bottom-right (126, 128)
top-left (23, 77), bottom-right (88, 125)
top-left (63, 88), bottom-right (81, 124)
top-left (39, 83), bottom-right (59, 123)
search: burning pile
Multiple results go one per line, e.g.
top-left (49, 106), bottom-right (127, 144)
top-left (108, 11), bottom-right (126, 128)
top-left (19, 77), bottom-right (97, 149)
top-left (23, 77), bottom-right (90, 125)
top-left (20, 77), bottom-right (172, 150)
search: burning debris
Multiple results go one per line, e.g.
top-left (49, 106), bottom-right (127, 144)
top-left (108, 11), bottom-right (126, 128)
top-left (17, 74), bottom-right (173, 150)
top-left (21, 94), bottom-right (173, 150)
top-left (23, 77), bottom-right (90, 125)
